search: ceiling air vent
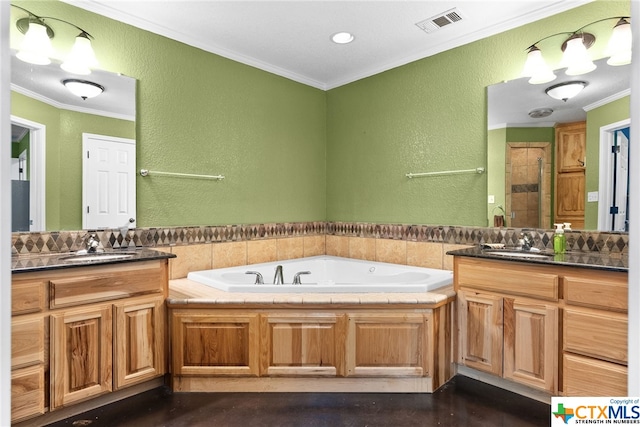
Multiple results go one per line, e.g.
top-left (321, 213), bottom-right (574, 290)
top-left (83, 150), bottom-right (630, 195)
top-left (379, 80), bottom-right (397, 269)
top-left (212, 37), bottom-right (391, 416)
top-left (415, 8), bottom-right (464, 34)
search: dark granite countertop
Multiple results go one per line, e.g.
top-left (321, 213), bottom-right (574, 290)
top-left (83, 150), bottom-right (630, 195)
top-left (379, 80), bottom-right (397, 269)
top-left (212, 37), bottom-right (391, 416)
top-left (447, 246), bottom-right (628, 272)
top-left (11, 248), bottom-right (176, 274)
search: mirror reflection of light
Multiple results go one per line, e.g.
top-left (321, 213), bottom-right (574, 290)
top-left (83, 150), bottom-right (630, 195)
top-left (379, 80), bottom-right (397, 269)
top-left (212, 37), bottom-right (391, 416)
top-left (63, 79), bottom-right (105, 100)
top-left (16, 22), bottom-right (53, 65)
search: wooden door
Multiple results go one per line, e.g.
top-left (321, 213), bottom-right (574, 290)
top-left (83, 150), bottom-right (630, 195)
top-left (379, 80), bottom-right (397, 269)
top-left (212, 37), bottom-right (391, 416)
top-left (345, 313), bottom-right (428, 377)
top-left (171, 311), bottom-right (260, 376)
top-left (114, 297), bottom-right (166, 389)
top-left (50, 305), bottom-right (113, 410)
top-left (457, 291), bottom-right (503, 376)
top-left (260, 313), bottom-right (344, 376)
top-left (555, 121), bottom-right (586, 227)
top-left (503, 298), bottom-right (557, 393)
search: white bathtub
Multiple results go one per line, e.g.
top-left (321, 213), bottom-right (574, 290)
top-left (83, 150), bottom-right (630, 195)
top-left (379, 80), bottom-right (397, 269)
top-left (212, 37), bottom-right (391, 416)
top-left (187, 255), bottom-right (453, 293)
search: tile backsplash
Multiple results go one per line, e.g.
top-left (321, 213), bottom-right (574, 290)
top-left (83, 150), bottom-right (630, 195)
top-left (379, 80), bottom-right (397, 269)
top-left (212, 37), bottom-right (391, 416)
top-left (11, 221), bottom-right (628, 255)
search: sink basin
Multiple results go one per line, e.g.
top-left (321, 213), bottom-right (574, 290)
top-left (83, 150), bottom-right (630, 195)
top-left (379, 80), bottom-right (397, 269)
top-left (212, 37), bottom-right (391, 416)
top-left (484, 251), bottom-right (553, 259)
top-left (61, 253), bottom-right (135, 263)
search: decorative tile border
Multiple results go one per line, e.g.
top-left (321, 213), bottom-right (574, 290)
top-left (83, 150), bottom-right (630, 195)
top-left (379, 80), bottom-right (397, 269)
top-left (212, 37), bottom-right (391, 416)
top-left (10, 221), bottom-right (628, 255)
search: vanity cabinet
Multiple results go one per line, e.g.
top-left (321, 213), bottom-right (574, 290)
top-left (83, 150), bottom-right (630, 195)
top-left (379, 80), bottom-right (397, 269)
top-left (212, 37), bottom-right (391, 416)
top-left (453, 255), bottom-right (628, 397)
top-left (11, 259), bottom-right (169, 423)
top-left (562, 270), bottom-right (628, 396)
top-left (11, 277), bottom-right (47, 423)
top-left (455, 257), bottom-right (559, 393)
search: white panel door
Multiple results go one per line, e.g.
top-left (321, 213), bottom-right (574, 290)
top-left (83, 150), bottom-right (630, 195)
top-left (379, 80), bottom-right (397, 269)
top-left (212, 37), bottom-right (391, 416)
top-left (83, 133), bottom-right (136, 229)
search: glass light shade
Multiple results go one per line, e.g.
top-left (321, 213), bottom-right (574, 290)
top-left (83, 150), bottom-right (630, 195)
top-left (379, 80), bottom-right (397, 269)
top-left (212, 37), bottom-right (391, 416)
top-left (331, 32), bottom-right (355, 44)
top-left (545, 81), bottom-right (587, 102)
top-left (63, 79), bottom-right (104, 100)
top-left (606, 19), bottom-right (632, 66)
top-left (523, 47), bottom-right (556, 84)
top-left (61, 34), bottom-right (99, 75)
top-left (562, 37), bottom-right (596, 76)
top-left (17, 22), bottom-right (53, 65)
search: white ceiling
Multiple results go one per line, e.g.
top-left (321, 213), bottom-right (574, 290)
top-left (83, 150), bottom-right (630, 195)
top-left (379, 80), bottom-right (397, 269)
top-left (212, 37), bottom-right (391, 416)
top-left (66, 0), bottom-right (589, 90)
top-left (488, 58), bottom-right (631, 129)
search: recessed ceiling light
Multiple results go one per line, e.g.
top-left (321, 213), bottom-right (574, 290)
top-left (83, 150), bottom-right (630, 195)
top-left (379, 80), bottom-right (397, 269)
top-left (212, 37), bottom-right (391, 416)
top-left (331, 32), bottom-right (355, 44)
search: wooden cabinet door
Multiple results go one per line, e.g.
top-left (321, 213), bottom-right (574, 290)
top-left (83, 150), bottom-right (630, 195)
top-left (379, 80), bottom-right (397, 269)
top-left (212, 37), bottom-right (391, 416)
top-left (11, 365), bottom-right (45, 423)
top-left (50, 305), bottom-right (113, 410)
top-left (260, 313), bottom-right (345, 376)
top-left (555, 172), bottom-right (585, 221)
top-left (114, 296), bottom-right (166, 389)
top-left (345, 313), bottom-right (429, 377)
top-left (503, 298), bottom-right (557, 393)
top-left (555, 121), bottom-right (585, 227)
top-left (171, 311), bottom-right (260, 376)
top-left (556, 122), bottom-right (586, 172)
top-left (457, 291), bottom-right (503, 376)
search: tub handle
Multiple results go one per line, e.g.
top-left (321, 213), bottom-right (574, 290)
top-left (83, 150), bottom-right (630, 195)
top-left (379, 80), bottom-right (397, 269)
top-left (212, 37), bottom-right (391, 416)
top-left (245, 271), bottom-right (264, 284)
top-left (293, 271), bottom-right (311, 285)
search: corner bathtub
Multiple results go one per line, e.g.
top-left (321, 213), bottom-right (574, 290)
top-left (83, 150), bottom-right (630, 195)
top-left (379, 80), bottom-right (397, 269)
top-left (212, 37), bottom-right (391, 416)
top-left (186, 255), bottom-right (452, 293)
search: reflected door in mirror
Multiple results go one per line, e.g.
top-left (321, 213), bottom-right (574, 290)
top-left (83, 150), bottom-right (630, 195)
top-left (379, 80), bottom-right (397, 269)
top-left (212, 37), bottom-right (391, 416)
top-left (555, 122), bottom-right (586, 229)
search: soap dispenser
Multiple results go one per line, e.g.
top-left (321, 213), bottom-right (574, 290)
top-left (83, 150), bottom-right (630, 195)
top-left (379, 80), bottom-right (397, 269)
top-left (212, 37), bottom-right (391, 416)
top-left (553, 223), bottom-right (565, 254)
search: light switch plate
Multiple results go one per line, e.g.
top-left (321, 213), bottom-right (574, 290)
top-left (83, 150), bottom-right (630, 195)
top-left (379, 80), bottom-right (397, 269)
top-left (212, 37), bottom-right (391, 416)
top-left (488, 195), bottom-right (495, 204)
top-left (587, 191), bottom-right (599, 202)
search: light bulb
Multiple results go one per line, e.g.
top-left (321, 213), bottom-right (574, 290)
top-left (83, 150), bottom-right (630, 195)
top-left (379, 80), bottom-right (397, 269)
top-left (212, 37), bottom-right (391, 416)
top-left (17, 21), bottom-right (53, 65)
top-left (62, 33), bottom-right (99, 75)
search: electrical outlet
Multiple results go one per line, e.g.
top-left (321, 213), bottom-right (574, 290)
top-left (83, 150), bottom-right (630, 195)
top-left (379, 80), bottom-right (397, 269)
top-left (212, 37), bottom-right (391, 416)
top-left (488, 195), bottom-right (495, 204)
top-left (587, 191), bottom-right (599, 202)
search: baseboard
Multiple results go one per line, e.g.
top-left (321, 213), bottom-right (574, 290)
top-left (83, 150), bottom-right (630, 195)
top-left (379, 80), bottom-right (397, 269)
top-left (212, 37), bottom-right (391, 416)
top-left (14, 377), bottom-right (166, 427)
top-left (456, 365), bottom-right (553, 404)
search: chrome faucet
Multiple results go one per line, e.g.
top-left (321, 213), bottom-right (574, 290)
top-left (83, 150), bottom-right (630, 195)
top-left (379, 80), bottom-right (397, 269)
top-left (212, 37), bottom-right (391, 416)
top-left (85, 234), bottom-right (101, 253)
top-left (273, 265), bottom-right (284, 285)
top-left (292, 271), bottom-right (311, 285)
top-left (518, 232), bottom-right (534, 251)
top-left (245, 271), bottom-right (264, 284)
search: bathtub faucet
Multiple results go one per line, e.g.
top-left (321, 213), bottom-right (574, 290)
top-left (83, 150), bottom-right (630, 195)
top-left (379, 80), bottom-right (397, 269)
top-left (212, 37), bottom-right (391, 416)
top-left (293, 271), bottom-right (311, 285)
top-left (245, 271), bottom-right (264, 284)
top-left (273, 265), bottom-right (284, 285)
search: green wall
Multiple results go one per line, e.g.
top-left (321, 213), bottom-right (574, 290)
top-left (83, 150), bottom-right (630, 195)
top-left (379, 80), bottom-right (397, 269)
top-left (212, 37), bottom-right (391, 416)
top-left (10, 0), bottom-right (629, 230)
top-left (11, 91), bottom-right (134, 229)
top-left (585, 96), bottom-right (631, 229)
top-left (326, 0), bottom-right (629, 225)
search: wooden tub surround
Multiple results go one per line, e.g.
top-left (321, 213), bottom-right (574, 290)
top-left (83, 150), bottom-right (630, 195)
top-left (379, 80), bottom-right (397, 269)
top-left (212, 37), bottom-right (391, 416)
top-left (167, 279), bottom-right (456, 393)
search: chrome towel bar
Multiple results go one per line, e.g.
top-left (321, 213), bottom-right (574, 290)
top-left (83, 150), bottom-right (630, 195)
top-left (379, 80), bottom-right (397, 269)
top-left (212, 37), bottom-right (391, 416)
top-left (405, 167), bottom-right (485, 179)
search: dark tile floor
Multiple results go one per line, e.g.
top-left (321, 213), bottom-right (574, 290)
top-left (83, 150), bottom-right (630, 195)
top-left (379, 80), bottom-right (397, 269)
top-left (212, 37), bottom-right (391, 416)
top-left (47, 376), bottom-right (550, 427)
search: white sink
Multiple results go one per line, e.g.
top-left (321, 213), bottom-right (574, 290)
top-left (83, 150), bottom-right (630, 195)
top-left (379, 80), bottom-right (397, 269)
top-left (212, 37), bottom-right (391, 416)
top-left (61, 253), bottom-right (135, 262)
top-left (485, 251), bottom-right (553, 259)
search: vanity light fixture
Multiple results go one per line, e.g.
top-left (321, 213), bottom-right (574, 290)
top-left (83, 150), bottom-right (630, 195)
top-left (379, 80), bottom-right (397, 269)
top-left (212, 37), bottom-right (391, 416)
top-left (545, 81), bottom-right (587, 102)
top-left (331, 32), bottom-right (355, 44)
top-left (521, 16), bottom-right (631, 84)
top-left (12, 4), bottom-right (99, 75)
top-left (63, 79), bottom-right (105, 100)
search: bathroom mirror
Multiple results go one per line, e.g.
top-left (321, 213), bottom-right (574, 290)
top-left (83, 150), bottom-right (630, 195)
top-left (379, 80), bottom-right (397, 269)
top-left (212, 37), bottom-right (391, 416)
top-left (487, 57), bottom-right (631, 231)
top-left (10, 54), bottom-right (136, 232)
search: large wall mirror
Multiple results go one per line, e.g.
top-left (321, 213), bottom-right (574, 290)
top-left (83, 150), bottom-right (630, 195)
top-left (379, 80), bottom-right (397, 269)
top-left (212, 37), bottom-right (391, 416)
top-left (10, 54), bottom-right (136, 232)
top-left (487, 57), bottom-right (631, 232)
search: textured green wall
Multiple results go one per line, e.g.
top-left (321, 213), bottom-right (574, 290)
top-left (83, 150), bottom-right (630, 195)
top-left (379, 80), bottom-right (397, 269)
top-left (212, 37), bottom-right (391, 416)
top-left (487, 128), bottom-right (507, 226)
top-left (11, 91), bottom-right (134, 229)
top-left (10, 0), bottom-right (629, 229)
top-left (12, 0), bottom-right (327, 228)
top-left (326, 0), bottom-right (629, 225)
top-left (585, 96), bottom-right (630, 229)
